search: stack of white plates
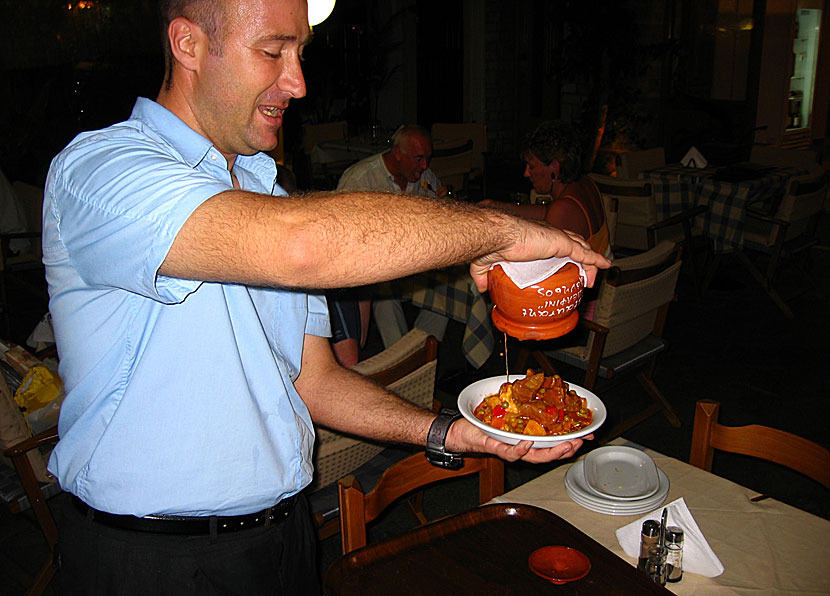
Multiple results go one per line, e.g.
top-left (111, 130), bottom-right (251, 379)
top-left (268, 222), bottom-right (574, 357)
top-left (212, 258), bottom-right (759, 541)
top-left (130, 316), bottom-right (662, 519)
top-left (564, 446), bottom-right (669, 515)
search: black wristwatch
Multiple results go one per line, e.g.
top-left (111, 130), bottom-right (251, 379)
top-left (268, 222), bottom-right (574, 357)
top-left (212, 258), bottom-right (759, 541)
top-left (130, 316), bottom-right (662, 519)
top-left (425, 408), bottom-right (464, 469)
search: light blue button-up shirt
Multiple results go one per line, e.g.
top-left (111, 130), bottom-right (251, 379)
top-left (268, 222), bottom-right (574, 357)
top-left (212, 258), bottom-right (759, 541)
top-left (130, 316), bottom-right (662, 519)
top-left (43, 98), bottom-right (330, 516)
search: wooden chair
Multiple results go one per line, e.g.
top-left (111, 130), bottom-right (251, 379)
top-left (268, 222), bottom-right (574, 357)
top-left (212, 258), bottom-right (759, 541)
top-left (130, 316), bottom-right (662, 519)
top-left (689, 400), bottom-right (830, 490)
top-left (310, 328), bottom-right (439, 539)
top-left (616, 147), bottom-right (666, 179)
top-left (429, 139), bottom-right (475, 200)
top-left (516, 241), bottom-right (683, 442)
top-left (3, 426), bottom-right (60, 596)
top-left (337, 451), bottom-right (504, 553)
top-left (736, 171), bottom-right (829, 318)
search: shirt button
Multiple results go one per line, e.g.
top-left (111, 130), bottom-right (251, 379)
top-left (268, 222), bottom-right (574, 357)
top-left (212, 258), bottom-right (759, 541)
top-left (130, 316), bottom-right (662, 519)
top-left (210, 154), bottom-right (217, 161)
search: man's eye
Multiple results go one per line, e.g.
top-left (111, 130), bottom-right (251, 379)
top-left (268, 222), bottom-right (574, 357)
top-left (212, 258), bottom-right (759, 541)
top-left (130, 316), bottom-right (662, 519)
top-left (265, 51), bottom-right (281, 59)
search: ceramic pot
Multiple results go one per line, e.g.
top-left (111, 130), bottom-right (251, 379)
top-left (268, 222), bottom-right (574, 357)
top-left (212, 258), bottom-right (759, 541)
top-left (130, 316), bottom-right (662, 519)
top-left (488, 263), bottom-right (584, 340)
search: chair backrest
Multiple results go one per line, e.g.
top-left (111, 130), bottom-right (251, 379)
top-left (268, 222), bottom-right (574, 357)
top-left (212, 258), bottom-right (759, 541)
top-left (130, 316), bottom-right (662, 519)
top-left (616, 147), bottom-right (665, 179)
top-left (310, 329), bottom-right (438, 491)
top-left (689, 400), bottom-right (830, 490)
top-left (337, 452), bottom-right (504, 553)
top-left (582, 241), bottom-right (682, 359)
top-left (749, 145), bottom-right (821, 175)
top-left (589, 173), bottom-right (657, 251)
top-left (743, 172), bottom-right (829, 247)
top-left (301, 120), bottom-right (348, 154)
top-left (432, 123), bottom-right (487, 173)
top-left (429, 139), bottom-right (475, 193)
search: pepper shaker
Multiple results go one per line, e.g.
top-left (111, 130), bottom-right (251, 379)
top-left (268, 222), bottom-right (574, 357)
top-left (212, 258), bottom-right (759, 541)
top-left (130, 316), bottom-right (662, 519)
top-left (666, 526), bottom-right (684, 582)
top-left (637, 520), bottom-right (661, 571)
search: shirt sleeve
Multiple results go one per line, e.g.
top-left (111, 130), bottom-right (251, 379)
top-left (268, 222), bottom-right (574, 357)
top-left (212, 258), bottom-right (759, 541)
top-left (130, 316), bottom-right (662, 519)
top-left (51, 133), bottom-right (230, 303)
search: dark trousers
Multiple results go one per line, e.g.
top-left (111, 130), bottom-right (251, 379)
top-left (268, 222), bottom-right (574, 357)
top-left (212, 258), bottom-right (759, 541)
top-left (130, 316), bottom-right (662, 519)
top-left (54, 494), bottom-right (321, 596)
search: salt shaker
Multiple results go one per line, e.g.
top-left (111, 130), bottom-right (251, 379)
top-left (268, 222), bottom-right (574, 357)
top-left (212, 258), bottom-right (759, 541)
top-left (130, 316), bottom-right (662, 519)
top-left (637, 520), bottom-right (661, 571)
top-left (666, 526), bottom-right (684, 582)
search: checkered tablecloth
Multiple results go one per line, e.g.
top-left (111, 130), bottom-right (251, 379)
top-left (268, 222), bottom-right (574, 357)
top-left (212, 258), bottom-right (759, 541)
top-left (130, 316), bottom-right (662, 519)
top-left (643, 164), bottom-right (804, 253)
top-left (377, 266), bottom-right (495, 368)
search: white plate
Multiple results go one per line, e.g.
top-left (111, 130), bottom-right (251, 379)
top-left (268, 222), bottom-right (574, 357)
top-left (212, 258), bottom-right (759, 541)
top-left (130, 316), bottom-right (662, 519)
top-left (457, 375), bottom-right (606, 448)
top-left (582, 446), bottom-right (660, 500)
top-left (565, 485), bottom-right (667, 516)
top-left (564, 460), bottom-right (669, 511)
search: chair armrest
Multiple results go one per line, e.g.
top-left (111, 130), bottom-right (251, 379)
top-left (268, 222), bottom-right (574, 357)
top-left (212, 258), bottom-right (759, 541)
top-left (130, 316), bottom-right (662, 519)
top-left (744, 208), bottom-right (789, 230)
top-left (3, 426), bottom-right (59, 458)
top-left (647, 204), bottom-right (708, 231)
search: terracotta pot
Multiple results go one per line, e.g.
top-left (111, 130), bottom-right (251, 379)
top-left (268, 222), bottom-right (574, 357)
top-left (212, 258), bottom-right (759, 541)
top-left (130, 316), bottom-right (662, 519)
top-left (488, 263), bottom-right (584, 340)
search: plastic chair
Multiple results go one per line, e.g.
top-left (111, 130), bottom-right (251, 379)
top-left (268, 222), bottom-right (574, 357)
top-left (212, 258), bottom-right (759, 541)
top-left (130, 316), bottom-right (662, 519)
top-left (736, 171), bottom-right (829, 318)
top-left (310, 328), bottom-right (439, 539)
top-left (689, 400), bottom-right (830, 490)
top-left (337, 451), bottom-right (504, 553)
top-left (516, 241), bottom-right (683, 442)
top-left (616, 147), bottom-right (666, 179)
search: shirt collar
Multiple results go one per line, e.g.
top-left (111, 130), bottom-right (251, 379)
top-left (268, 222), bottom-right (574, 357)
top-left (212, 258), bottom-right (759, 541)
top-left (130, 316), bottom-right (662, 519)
top-left (129, 98), bottom-right (277, 183)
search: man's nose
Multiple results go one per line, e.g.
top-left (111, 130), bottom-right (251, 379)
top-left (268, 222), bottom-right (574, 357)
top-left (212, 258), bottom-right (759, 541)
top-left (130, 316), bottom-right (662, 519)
top-left (280, 56), bottom-right (307, 99)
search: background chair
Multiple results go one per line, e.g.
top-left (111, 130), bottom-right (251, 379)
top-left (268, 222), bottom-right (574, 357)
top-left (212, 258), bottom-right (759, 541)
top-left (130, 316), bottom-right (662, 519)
top-left (428, 139), bottom-right (475, 200)
top-left (749, 145), bottom-right (822, 176)
top-left (516, 241), bottom-right (683, 442)
top-left (309, 328), bottom-right (439, 539)
top-left (337, 451), bottom-right (504, 553)
top-left (737, 171), bottom-right (829, 317)
top-left (3, 426), bottom-right (60, 596)
top-left (616, 147), bottom-right (666, 179)
top-left (589, 173), bottom-right (706, 295)
top-left (300, 120), bottom-right (350, 189)
top-left (1, 182), bottom-right (47, 338)
top-left (689, 400), bottom-right (830, 490)
top-left (431, 123), bottom-right (487, 200)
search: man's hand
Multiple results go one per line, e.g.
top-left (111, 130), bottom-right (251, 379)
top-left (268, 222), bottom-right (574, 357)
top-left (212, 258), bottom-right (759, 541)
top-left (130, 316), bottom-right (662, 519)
top-left (445, 418), bottom-right (590, 464)
top-left (469, 220), bottom-right (610, 292)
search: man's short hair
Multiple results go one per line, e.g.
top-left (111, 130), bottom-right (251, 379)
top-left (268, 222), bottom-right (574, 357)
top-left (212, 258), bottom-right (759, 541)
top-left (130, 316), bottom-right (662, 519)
top-left (521, 121), bottom-right (584, 183)
top-left (159, 0), bottom-right (227, 87)
top-left (391, 125), bottom-right (432, 149)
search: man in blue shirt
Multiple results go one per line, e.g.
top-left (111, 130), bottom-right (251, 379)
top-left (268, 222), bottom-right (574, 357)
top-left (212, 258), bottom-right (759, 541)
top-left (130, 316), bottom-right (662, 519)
top-left (43, 0), bottom-right (609, 593)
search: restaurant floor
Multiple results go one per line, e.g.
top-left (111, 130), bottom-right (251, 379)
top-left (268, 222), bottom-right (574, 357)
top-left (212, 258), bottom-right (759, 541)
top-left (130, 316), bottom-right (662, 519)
top-left (1, 220), bottom-right (828, 594)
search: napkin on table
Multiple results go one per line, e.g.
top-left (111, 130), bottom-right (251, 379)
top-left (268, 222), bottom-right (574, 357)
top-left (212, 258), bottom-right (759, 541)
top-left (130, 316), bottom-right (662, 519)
top-left (615, 497), bottom-right (724, 578)
top-left (491, 256), bottom-right (587, 289)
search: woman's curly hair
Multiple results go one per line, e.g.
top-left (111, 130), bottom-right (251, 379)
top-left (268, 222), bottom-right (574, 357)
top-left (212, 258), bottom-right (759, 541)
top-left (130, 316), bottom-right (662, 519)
top-left (520, 121), bottom-right (584, 183)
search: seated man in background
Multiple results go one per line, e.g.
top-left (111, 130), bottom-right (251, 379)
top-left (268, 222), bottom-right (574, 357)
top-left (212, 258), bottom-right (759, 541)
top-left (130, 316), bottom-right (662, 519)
top-left (482, 121), bottom-right (610, 257)
top-left (329, 125), bottom-right (450, 365)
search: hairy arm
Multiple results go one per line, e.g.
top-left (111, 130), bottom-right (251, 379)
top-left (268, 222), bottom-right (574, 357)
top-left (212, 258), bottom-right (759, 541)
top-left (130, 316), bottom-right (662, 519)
top-left (160, 190), bottom-right (609, 290)
top-left (295, 335), bottom-right (588, 463)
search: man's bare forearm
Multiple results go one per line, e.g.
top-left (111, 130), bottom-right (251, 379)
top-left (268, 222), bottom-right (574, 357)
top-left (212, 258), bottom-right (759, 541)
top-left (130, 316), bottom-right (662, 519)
top-left (162, 189), bottom-right (548, 288)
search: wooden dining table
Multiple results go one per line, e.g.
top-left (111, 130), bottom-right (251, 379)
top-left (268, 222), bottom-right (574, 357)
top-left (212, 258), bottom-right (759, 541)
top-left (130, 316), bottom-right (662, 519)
top-left (324, 501), bottom-right (673, 595)
top-left (324, 437), bottom-right (829, 595)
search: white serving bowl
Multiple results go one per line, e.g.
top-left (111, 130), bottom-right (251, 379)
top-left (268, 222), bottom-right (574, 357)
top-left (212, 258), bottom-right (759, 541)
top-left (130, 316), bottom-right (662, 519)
top-left (457, 375), bottom-right (606, 448)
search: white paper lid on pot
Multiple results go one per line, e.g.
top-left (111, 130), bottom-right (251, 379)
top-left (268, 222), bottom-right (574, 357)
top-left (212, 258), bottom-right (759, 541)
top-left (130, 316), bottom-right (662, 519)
top-left (491, 256), bottom-right (587, 290)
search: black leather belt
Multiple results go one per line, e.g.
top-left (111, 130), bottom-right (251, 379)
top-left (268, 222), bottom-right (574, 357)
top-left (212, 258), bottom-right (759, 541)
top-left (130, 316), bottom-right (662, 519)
top-left (73, 495), bottom-right (297, 535)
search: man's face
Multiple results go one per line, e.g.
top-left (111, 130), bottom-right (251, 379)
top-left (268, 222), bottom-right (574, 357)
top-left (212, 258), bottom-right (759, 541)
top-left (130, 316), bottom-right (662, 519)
top-left (395, 135), bottom-right (432, 183)
top-left (523, 151), bottom-right (556, 194)
top-left (193, 0), bottom-right (310, 162)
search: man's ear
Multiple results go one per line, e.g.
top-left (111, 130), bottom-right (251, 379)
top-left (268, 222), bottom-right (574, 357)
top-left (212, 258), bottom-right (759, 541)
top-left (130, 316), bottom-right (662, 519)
top-left (167, 17), bottom-right (208, 72)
